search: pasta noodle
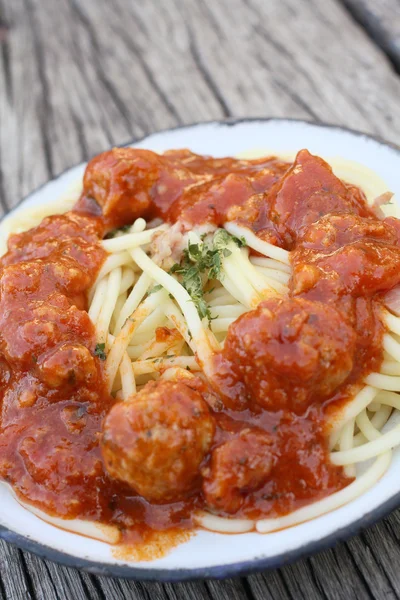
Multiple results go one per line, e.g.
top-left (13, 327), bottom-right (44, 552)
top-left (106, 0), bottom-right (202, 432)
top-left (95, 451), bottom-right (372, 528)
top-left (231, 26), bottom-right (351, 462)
top-left (86, 210), bottom-right (400, 534)
top-left (1, 149), bottom-right (400, 543)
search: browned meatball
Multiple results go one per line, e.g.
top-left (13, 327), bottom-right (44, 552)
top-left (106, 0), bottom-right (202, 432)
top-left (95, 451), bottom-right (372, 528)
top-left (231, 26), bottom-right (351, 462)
top-left (263, 149), bottom-right (375, 248)
top-left (37, 343), bottom-right (97, 388)
top-left (218, 297), bottom-right (356, 413)
top-left (81, 148), bottom-right (199, 228)
top-left (203, 429), bottom-right (274, 514)
top-left (292, 213), bottom-right (400, 297)
top-left (101, 379), bottom-right (215, 503)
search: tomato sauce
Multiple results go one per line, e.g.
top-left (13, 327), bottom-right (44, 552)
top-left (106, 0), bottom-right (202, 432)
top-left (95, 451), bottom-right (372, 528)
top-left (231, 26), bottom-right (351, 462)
top-left (0, 147), bottom-right (398, 544)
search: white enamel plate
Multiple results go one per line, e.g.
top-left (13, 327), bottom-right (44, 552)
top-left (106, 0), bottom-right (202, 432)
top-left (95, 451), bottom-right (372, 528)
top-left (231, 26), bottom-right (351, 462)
top-left (1, 119), bottom-right (400, 581)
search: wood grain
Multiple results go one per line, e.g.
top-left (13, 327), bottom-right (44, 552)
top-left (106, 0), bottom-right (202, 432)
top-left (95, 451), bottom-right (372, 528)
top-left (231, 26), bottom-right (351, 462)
top-left (1, 0), bottom-right (400, 598)
top-left (342, 0), bottom-right (400, 70)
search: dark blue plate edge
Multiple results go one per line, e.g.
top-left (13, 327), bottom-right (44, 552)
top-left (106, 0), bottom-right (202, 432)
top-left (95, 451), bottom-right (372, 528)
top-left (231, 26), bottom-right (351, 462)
top-left (1, 117), bottom-right (400, 582)
top-left (1, 489), bottom-right (400, 582)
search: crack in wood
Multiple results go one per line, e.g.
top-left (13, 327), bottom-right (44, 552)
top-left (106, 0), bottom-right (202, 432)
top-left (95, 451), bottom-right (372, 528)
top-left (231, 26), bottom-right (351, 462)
top-left (66, 0), bottom-right (136, 137)
top-left (87, 574), bottom-right (107, 600)
top-left (107, 18), bottom-right (183, 126)
top-left (70, 109), bottom-right (89, 162)
top-left (0, 168), bottom-right (9, 214)
top-left (187, 34), bottom-right (231, 118)
top-left (17, 551), bottom-right (37, 600)
top-left (175, 0), bottom-right (231, 117)
top-left (276, 570), bottom-right (296, 600)
top-left (251, 22), bottom-right (327, 106)
top-left (0, 3), bottom-right (9, 42)
top-left (0, 572), bottom-right (6, 600)
top-left (0, 35), bottom-right (12, 104)
top-left (23, 0), bottom-right (54, 178)
top-left (240, 577), bottom-right (261, 600)
top-left (271, 78), bottom-right (319, 122)
top-left (358, 529), bottom-right (400, 598)
top-left (340, 543), bottom-right (379, 600)
top-left (340, 0), bottom-right (400, 74)
top-left (305, 558), bottom-right (332, 600)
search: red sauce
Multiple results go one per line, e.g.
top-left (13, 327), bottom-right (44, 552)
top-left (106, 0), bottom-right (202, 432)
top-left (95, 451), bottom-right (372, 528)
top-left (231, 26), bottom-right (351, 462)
top-left (0, 147), bottom-right (398, 545)
top-left (78, 147), bottom-right (289, 228)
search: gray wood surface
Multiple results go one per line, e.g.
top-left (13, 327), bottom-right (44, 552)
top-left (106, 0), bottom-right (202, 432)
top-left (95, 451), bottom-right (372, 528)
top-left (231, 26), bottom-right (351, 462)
top-left (0, 0), bottom-right (400, 598)
top-left (343, 0), bottom-right (400, 70)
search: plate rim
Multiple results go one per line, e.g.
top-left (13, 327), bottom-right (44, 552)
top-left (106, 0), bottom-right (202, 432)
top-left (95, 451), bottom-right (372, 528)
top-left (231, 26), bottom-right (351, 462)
top-left (2, 116), bottom-right (400, 581)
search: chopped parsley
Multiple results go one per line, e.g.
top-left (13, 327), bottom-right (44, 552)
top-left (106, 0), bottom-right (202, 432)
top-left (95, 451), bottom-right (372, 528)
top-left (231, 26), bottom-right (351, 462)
top-left (94, 343), bottom-right (107, 361)
top-left (213, 229), bottom-right (246, 250)
top-left (104, 224), bottom-right (131, 239)
top-left (148, 284), bottom-right (163, 295)
top-left (170, 229), bottom-right (246, 323)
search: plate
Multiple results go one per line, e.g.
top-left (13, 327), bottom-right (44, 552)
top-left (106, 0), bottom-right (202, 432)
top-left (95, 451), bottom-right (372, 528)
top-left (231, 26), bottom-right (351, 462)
top-left (1, 118), bottom-right (400, 581)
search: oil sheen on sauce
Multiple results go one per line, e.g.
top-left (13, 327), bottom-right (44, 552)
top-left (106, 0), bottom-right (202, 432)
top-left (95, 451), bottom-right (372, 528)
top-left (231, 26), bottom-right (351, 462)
top-left (0, 147), bottom-right (398, 549)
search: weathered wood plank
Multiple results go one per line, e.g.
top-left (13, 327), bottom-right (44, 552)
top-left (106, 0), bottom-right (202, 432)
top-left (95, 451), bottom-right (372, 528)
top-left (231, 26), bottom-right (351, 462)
top-left (161, 0), bottom-right (400, 140)
top-left (342, 0), bottom-right (400, 70)
top-left (0, 541), bottom-right (35, 600)
top-left (20, 548), bottom-right (107, 600)
top-left (0, 0), bottom-right (400, 598)
top-left (1, 0), bottom-right (400, 212)
top-left (0, 0), bottom-right (52, 215)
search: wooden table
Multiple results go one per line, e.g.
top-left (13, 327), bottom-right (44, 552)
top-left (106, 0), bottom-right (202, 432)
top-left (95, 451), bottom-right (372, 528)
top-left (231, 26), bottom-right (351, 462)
top-left (1, 0), bottom-right (400, 598)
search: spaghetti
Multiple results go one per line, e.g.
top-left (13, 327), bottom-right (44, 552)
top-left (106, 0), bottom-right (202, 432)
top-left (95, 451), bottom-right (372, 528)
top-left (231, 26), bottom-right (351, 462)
top-left (0, 146), bottom-right (400, 546)
top-left (90, 216), bottom-right (400, 534)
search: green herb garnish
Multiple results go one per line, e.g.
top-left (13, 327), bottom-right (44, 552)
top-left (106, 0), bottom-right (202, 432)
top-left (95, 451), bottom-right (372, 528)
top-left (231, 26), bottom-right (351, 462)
top-left (104, 224), bottom-right (131, 239)
top-left (148, 284), bottom-right (163, 296)
top-left (213, 229), bottom-right (246, 249)
top-left (170, 230), bottom-right (245, 323)
top-left (94, 343), bottom-right (107, 360)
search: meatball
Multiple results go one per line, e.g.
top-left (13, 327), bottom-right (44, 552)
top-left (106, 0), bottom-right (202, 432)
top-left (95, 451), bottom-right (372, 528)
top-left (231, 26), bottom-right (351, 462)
top-left (101, 379), bottom-right (215, 503)
top-left (1, 296), bottom-right (94, 369)
top-left (292, 214), bottom-right (400, 297)
top-left (81, 148), bottom-right (199, 228)
top-left (296, 213), bottom-right (400, 252)
top-left (4, 213), bottom-right (102, 264)
top-left (218, 297), bottom-right (356, 413)
top-left (37, 343), bottom-right (97, 388)
top-left (264, 150), bottom-right (375, 248)
top-left (203, 429), bottom-right (274, 514)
